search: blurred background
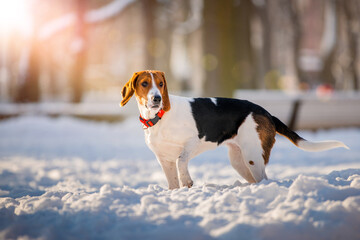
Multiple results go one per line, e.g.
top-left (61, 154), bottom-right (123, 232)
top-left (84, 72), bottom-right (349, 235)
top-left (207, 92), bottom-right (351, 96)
top-left (0, 0), bottom-right (359, 129)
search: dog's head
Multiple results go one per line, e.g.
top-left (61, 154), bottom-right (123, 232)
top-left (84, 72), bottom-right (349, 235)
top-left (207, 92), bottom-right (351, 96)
top-left (120, 70), bottom-right (170, 112)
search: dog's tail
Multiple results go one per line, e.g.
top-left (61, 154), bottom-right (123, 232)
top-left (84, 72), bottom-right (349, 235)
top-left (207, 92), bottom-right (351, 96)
top-left (271, 116), bottom-right (349, 152)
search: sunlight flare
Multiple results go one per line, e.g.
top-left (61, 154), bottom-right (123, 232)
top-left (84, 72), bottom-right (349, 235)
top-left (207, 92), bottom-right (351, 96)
top-left (0, 0), bottom-right (32, 35)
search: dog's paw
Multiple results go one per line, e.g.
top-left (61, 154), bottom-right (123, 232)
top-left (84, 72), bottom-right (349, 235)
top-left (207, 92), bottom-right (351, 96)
top-left (186, 180), bottom-right (193, 188)
top-left (181, 179), bottom-right (193, 188)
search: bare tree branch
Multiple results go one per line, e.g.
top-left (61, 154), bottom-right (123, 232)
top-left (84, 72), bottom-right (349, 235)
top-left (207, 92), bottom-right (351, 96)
top-left (39, 0), bottom-right (135, 41)
top-left (173, 0), bottom-right (203, 35)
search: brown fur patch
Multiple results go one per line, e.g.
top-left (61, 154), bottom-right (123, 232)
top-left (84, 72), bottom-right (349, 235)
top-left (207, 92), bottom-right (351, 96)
top-left (159, 72), bottom-right (170, 111)
top-left (253, 114), bottom-right (276, 165)
top-left (120, 70), bottom-right (171, 111)
top-left (134, 71), bottom-right (153, 104)
top-left (120, 72), bottom-right (138, 106)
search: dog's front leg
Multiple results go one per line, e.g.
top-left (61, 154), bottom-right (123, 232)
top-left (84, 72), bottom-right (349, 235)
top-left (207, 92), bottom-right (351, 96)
top-left (176, 151), bottom-right (193, 188)
top-left (157, 157), bottom-right (180, 189)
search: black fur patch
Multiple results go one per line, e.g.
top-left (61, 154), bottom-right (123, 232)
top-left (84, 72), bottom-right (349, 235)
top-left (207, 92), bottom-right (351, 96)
top-left (271, 116), bottom-right (304, 145)
top-left (190, 98), bottom-right (272, 145)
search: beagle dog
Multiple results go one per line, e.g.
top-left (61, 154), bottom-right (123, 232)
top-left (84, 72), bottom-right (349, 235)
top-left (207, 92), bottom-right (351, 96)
top-left (120, 70), bottom-right (349, 189)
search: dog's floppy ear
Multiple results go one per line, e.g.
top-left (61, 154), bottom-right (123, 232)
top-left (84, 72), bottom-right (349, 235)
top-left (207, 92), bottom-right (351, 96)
top-left (160, 72), bottom-right (171, 112)
top-left (120, 72), bottom-right (139, 107)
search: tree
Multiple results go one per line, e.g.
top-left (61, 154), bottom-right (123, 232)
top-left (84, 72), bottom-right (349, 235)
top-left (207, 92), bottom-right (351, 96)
top-left (69, 0), bottom-right (88, 103)
top-left (202, 0), bottom-right (237, 97)
top-left (13, 0), bottom-right (136, 103)
top-left (343, 0), bottom-right (360, 90)
top-left (233, 0), bottom-right (255, 89)
top-left (142, 0), bottom-right (157, 70)
top-left (320, 0), bottom-right (338, 87)
top-left (14, 1), bottom-right (41, 103)
top-left (321, 0), bottom-right (360, 90)
top-left (15, 38), bottom-right (40, 102)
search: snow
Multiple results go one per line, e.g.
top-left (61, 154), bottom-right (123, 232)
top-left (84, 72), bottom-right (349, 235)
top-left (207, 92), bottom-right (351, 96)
top-left (0, 115), bottom-right (360, 239)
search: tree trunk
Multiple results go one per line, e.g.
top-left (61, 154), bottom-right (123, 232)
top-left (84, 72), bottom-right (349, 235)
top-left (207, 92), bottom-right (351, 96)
top-left (142, 0), bottom-right (157, 70)
top-left (233, 0), bottom-right (254, 89)
top-left (343, 0), bottom-right (360, 90)
top-left (202, 0), bottom-right (236, 97)
top-left (288, 0), bottom-right (304, 84)
top-left (15, 39), bottom-right (40, 103)
top-left (253, 1), bottom-right (272, 88)
top-left (70, 0), bottom-right (87, 103)
top-left (321, 0), bottom-right (338, 87)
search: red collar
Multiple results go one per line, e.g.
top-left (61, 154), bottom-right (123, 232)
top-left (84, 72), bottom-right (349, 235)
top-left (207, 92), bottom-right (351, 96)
top-left (139, 109), bottom-right (165, 129)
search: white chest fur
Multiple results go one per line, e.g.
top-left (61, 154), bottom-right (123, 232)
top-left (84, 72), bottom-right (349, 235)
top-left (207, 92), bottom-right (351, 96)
top-left (143, 95), bottom-right (216, 161)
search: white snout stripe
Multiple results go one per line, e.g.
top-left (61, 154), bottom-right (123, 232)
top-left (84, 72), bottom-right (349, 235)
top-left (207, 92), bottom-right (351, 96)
top-left (148, 72), bottom-right (161, 99)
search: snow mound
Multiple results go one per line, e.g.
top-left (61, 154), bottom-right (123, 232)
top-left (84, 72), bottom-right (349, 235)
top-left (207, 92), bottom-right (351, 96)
top-left (0, 116), bottom-right (359, 239)
top-left (1, 170), bottom-right (359, 239)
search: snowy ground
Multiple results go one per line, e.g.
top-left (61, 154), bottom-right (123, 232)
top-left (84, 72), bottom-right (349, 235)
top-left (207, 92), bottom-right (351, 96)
top-left (0, 115), bottom-right (360, 240)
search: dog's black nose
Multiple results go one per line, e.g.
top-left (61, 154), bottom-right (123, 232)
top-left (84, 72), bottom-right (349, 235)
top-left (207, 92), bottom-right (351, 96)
top-left (152, 95), bottom-right (162, 104)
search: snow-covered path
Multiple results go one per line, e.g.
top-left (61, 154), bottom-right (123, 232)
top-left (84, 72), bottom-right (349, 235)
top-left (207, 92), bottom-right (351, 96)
top-left (0, 116), bottom-right (359, 239)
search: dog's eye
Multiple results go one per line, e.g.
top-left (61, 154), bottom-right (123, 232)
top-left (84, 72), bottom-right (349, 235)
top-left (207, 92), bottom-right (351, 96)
top-left (159, 82), bottom-right (164, 87)
top-left (141, 82), bottom-right (148, 87)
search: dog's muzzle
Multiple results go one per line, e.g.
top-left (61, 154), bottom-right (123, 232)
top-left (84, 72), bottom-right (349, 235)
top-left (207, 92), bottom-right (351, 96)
top-left (150, 95), bottom-right (162, 109)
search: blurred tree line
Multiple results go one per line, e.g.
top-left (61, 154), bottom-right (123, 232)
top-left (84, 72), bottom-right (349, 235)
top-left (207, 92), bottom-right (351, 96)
top-left (0, 0), bottom-right (359, 103)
